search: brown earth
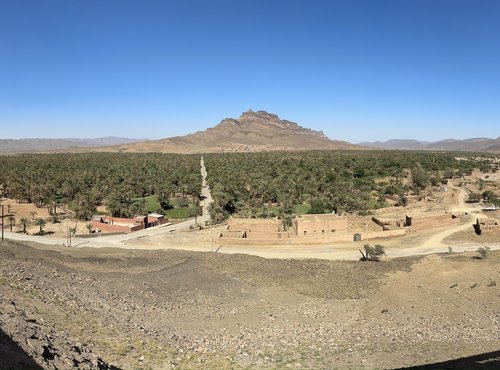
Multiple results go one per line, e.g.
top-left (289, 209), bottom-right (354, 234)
top-left (1, 240), bottom-right (499, 369)
top-left (443, 228), bottom-right (500, 244)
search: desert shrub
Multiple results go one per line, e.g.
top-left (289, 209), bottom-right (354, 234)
top-left (467, 193), bottom-right (481, 203)
top-left (396, 195), bottom-right (408, 207)
top-left (360, 244), bottom-right (385, 262)
top-left (476, 246), bottom-right (491, 259)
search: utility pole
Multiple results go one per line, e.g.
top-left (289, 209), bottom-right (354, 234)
top-left (66, 211), bottom-right (72, 247)
top-left (1, 205), bottom-right (4, 242)
top-left (210, 218), bottom-right (213, 253)
top-left (66, 212), bottom-right (69, 246)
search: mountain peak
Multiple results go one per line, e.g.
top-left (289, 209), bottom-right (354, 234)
top-left (83, 110), bottom-right (361, 153)
top-left (218, 109), bottom-right (326, 138)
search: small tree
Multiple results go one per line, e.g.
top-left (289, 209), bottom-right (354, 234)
top-left (34, 218), bottom-right (46, 235)
top-left (208, 202), bottom-right (228, 224)
top-left (397, 195), bottom-right (408, 207)
top-left (411, 164), bottom-right (430, 190)
top-left (476, 246), bottom-right (491, 259)
top-left (8, 216), bottom-right (16, 232)
top-left (360, 244), bottom-right (386, 261)
top-left (19, 218), bottom-right (30, 233)
top-left (279, 201), bottom-right (295, 231)
top-left (467, 193), bottom-right (481, 203)
top-left (178, 197), bottom-right (189, 208)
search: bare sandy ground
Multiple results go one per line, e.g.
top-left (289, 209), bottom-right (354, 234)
top-left (1, 240), bottom-right (499, 369)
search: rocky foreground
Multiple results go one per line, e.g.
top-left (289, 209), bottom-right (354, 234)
top-left (0, 240), bottom-right (499, 369)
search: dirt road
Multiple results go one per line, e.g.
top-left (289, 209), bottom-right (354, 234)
top-left (200, 155), bottom-right (213, 223)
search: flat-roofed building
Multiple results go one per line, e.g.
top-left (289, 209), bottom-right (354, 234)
top-left (293, 214), bottom-right (348, 236)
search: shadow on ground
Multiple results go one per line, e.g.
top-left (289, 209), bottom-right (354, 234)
top-left (397, 349), bottom-right (500, 369)
top-left (0, 328), bottom-right (42, 370)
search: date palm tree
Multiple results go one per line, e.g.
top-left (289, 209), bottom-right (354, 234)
top-left (34, 218), bottom-right (46, 234)
top-left (19, 218), bottom-right (30, 233)
top-left (8, 216), bottom-right (15, 232)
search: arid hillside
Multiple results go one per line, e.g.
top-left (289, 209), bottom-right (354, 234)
top-left (1, 240), bottom-right (499, 369)
top-left (93, 110), bottom-right (361, 153)
top-left (0, 137), bottom-right (142, 154)
top-left (360, 137), bottom-right (500, 152)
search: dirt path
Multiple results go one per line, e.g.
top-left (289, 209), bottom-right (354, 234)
top-left (200, 155), bottom-right (213, 224)
top-left (415, 184), bottom-right (485, 249)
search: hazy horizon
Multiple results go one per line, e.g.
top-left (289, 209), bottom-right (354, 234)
top-left (1, 0), bottom-right (499, 142)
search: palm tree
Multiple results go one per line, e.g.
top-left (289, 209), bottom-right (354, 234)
top-left (19, 218), bottom-right (30, 233)
top-left (34, 218), bottom-right (46, 234)
top-left (7, 216), bottom-right (15, 232)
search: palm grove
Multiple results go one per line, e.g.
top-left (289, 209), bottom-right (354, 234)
top-left (0, 153), bottom-right (201, 224)
top-left (204, 151), bottom-right (497, 225)
top-left (0, 151), bottom-right (497, 231)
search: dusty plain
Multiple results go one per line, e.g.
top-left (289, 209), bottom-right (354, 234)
top-left (1, 240), bottom-right (499, 369)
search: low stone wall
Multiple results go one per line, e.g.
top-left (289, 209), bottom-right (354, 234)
top-left (219, 234), bottom-right (353, 246)
top-left (76, 231), bottom-right (126, 238)
top-left (371, 217), bottom-right (387, 229)
top-left (407, 213), bottom-right (457, 231)
top-left (219, 228), bottom-right (405, 246)
top-left (365, 229), bottom-right (406, 240)
top-left (90, 221), bottom-right (143, 233)
top-left (244, 230), bottom-right (294, 240)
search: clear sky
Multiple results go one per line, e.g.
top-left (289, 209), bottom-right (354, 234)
top-left (1, 0), bottom-right (499, 142)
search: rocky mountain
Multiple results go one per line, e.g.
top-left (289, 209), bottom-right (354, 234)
top-left (96, 110), bottom-right (360, 153)
top-left (359, 137), bottom-right (500, 152)
top-left (0, 137), bottom-right (142, 154)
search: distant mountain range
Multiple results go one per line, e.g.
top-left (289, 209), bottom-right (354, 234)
top-left (1, 114), bottom-right (499, 154)
top-left (0, 137), bottom-right (143, 153)
top-left (358, 137), bottom-right (500, 152)
top-left (93, 110), bottom-right (360, 153)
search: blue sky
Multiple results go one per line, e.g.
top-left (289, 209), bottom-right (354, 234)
top-left (1, 0), bottom-right (499, 142)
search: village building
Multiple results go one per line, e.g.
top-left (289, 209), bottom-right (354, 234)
top-left (403, 212), bottom-right (458, 231)
top-left (147, 213), bottom-right (166, 227)
top-left (218, 211), bottom-right (463, 246)
top-left (91, 213), bottom-right (168, 234)
top-left (474, 218), bottom-right (500, 235)
top-left (293, 214), bottom-right (348, 236)
top-left (221, 218), bottom-right (292, 240)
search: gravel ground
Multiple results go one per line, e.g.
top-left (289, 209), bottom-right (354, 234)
top-left (0, 240), bottom-right (499, 369)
